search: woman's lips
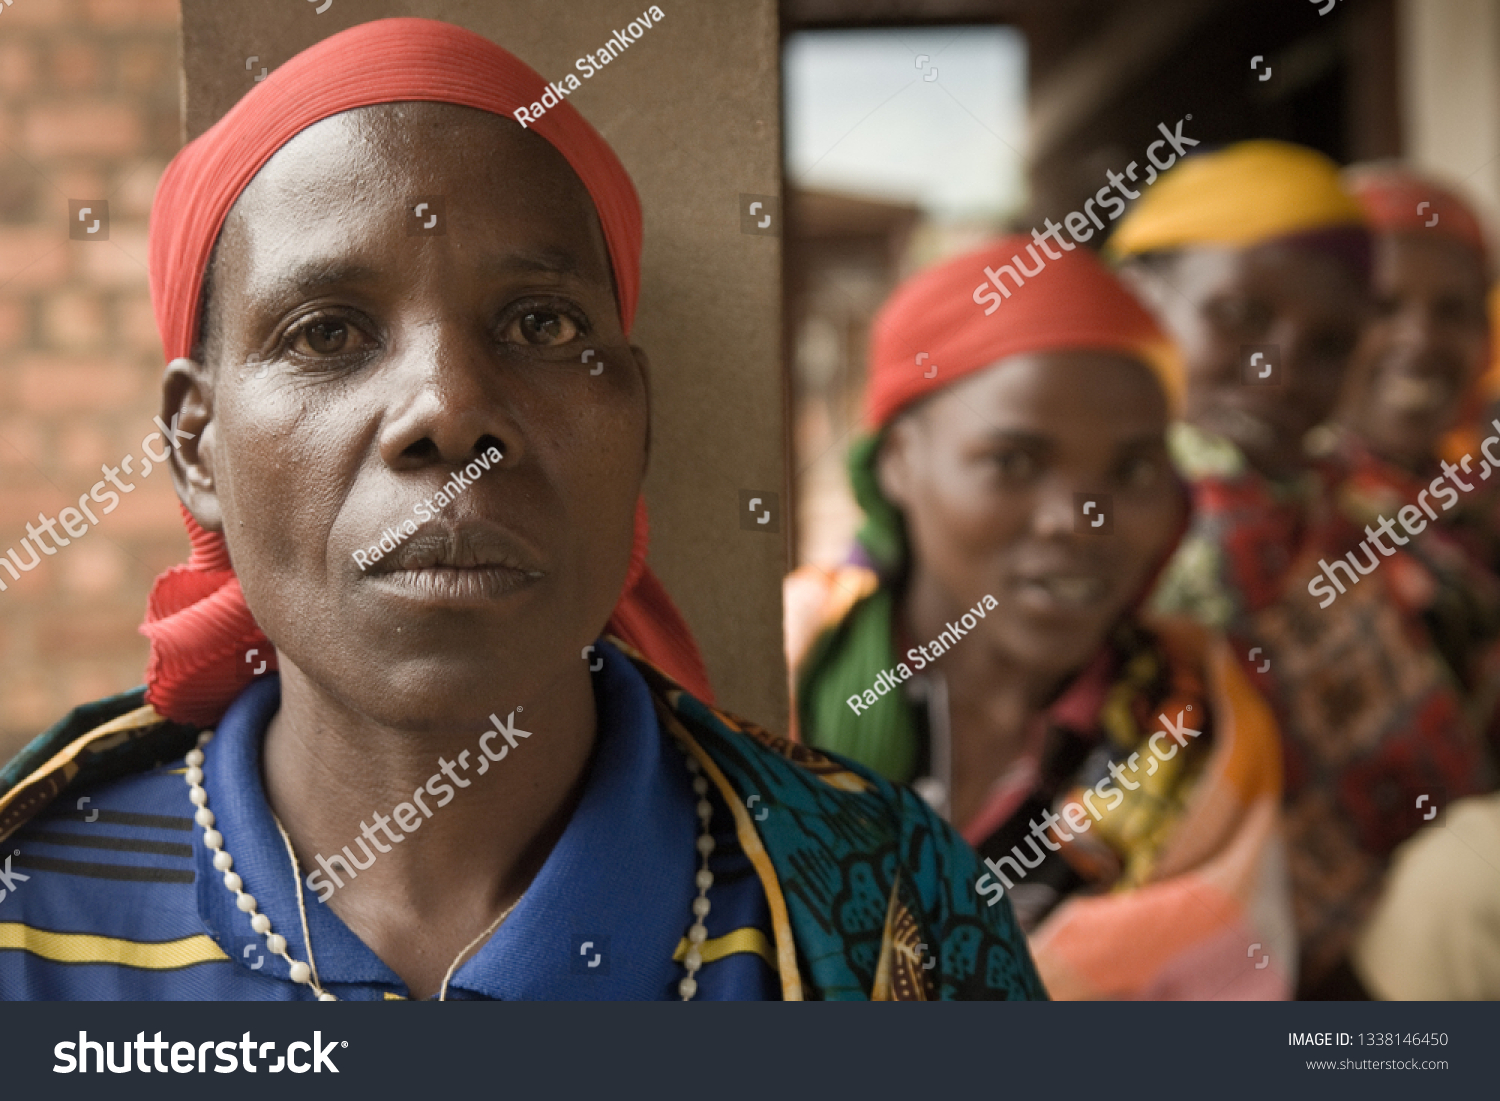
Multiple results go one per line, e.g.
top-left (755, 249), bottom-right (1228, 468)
top-left (364, 520), bottom-right (545, 603)
top-left (1385, 374), bottom-right (1453, 415)
top-left (1011, 573), bottom-right (1110, 615)
top-left (372, 566), bottom-right (541, 602)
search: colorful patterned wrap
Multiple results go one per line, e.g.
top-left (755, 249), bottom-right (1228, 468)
top-left (787, 564), bottom-right (1293, 999)
top-left (1153, 424), bottom-right (1500, 988)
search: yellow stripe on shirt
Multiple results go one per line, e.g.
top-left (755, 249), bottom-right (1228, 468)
top-left (672, 926), bottom-right (776, 968)
top-left (2, 921), bottom-right (776, 982)
top-left (0, 922), bottom-right (229, 970)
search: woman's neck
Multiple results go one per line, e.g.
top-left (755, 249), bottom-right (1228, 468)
top-left (260, 658), bottom-right (598, 998)
top-left (901, 574), bottom-right (1073, 830)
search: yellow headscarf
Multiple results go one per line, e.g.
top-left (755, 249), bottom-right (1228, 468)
top-left (1108, 139), bottom-right (1366, 258)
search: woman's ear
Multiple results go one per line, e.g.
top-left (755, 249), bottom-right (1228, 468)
top-left (875, 415), bottom-right (920, 510)
top-left (160, 356), bottom-right (222, 532)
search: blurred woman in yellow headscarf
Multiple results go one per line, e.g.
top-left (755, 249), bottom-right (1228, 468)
top-left (1113, 140), bottom-right (1497, 997)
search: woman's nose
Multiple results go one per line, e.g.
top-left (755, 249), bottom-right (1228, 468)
top-left (1033, 479), bottom-right (1091, 539)
top-left (376, 328), bottom-right (519, 470)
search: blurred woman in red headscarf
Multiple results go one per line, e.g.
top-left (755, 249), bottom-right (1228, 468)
top-left (787, 239), bottom-right (1293, 999)
top-left (1336, 165), bottom-right (1493, 483)
top-left (0, 19), bottom-right (1042, 1002)
top-left (1330, 165), bottom-right (1500, 1001)
top-left (1328, 164), bottom-right (1500, 760)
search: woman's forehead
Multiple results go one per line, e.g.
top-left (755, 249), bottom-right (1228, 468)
top-left (928, 351), bottom-right (1168, 433)
top-left (1377, 232), bottom-right (1488, 288)
top-left (216, 103), bottom-right (609, 286)
top-left (252, 101), bottom-right (559, 173)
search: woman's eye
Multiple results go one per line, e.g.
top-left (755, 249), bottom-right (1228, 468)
top-left (290, 318), bottom-right (362, 357)
top-left (1207, 296), bottom-right (1272, 337)
top-left (504, 309), bottom-right (581, 347)
top-left (1116, 455), bottom-right (1164, 490)
top-left (1307, 328), bottom-right (1358, 365)
top-left (1434, 295), bottom-right (1486, 327)
top-left (992, 449), bottom-right (1039, 482)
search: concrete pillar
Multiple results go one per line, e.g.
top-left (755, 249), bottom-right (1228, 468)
top-left (1398, 0), bottom-right (1500, 220)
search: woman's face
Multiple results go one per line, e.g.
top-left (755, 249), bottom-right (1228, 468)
top-left (878, 350), bottom-right (1185, 679)
top-left (1147, 241), bottom-right (1369, 480)
top-left (1341, 232), bottom-right (1490, 470)
top-left (166, 103), bottom-right (648, 728)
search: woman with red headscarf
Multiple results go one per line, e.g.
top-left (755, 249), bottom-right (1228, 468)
top-left (1333, 166), bottom-right (1500, 574)
top-left (1337, 165), bottom-right (1493, 482)
top-left (0, 19), bottom-right (1041, 1002)
top-left (1327, 164), bottom-right (1500, 764)
top-left (1330, 165), bottom-right (1500, 1001)
top-left (787, 239), bottom-right (1292, 999)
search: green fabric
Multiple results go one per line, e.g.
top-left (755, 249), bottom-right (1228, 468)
top-left (795, 583), bottom-right (919, 784)
top-left (636, 657), bottom-right (1045, 1000)
top-left (0, 685), bottom-right (199, 842)
top-left (847, 432), bottom-right (907, 574)
top-left (790, 431), bottom-right (921, 784)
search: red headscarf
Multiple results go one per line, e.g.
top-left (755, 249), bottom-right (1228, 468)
top-left (1343, 164), bottom-right (1490, 270)
top-left (863, 235), bottom-right (1178, 428)
top-left (142, 17), bottom-right (711, 725)
top-left (1344, 164), bottom-right (1497, 459)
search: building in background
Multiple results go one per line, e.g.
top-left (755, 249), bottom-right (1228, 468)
top-left (785, 188), bottom-right (919, 566)
top-left (0, 0), bottom-right (183, 761)
top-left (783, 24), bottom-right (1025, 566)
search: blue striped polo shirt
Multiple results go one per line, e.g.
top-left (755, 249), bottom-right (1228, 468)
top-left (0, 641), bottom-right (778, 999)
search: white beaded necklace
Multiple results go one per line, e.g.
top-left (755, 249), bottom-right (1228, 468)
top-left (185, 729), bottom-right (718, 1001)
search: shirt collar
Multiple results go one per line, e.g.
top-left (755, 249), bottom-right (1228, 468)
top-left (195, 639), bottom-right (697, 999)
top-left (196, 673), bottom-right (404, 990)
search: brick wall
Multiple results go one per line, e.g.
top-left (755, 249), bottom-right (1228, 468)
top-left (0, 0), bottom-right (184, 762)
